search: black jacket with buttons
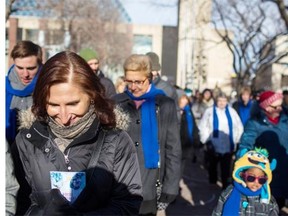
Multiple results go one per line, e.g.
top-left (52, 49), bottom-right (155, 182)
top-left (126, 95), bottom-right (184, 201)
top-left (113, 92), bottom-right (182, 214)
top-left (13, 111), bottom-right (142, 215)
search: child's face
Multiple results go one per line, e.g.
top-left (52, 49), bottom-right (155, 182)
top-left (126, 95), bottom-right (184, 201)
top-left (241, 167), bottom-right (267, 192)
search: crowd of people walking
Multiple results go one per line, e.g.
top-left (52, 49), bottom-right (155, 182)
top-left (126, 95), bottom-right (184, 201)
top-left (5, 40), bottom-right (288, 215)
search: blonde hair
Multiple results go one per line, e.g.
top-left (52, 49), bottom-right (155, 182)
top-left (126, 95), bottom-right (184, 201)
top-left (123, 54), bottom-right (152, 78)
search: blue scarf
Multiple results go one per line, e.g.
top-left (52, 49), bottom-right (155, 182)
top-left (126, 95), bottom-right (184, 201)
top-left (125, 84), bottom-right (165, 168)
top-left (183, 105), bottom-right (193, 142)
top-left (213, 104), bottom-right (234, 151)
top-left (222, 181), bottom-right (261, 216)
top-left (6, 65), bottom-right (40, 143)
top-left (238, 100), bottom-right (252, 126)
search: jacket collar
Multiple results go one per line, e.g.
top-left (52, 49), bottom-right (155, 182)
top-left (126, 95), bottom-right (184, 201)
top-left (18, 106), bottom-right (130, 132)
top-left (23, 119), bottom-right (101, 150)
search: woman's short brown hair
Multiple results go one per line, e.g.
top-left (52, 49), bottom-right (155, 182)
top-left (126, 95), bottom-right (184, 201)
top-left (32, 51), bottom-right (116, 128)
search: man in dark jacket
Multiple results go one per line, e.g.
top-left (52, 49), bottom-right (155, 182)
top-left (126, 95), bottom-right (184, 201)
top-left (145, 52), bottom-right (178, 102)
top-left (79, 48), bottom-right (116, 98)
top-left (146, 52), bottom-right (180, 122)
top-left (146, 52), bottom-right (181, 124)
top-left (6, 40), bottom-right (43, 215)
top-left (6, 40), bottom-right (43, 145)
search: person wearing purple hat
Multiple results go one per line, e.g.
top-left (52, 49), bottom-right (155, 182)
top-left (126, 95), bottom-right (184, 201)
top-left (237, 90), bottom-right (288, 212)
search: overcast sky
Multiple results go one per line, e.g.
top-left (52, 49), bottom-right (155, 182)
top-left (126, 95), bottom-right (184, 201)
top-left (119, 0), bottom-right (178, 26)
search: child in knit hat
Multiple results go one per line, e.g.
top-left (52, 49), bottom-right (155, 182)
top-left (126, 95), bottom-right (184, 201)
top-left (212, 148), bottom-right (279, 216)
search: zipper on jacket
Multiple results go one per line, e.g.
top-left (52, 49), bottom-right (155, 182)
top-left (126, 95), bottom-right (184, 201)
top-left (155, 105), bottom-right (162, 188)
top-left (64, 148), bottom-right (72, 170)
top-left (156, 105), bottom-right (161, 169)
top-left (33, 127), bottom-right (72, 171)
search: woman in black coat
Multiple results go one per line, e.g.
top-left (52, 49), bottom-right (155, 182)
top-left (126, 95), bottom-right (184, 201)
top-left (178, 94), bottom-right (200, 175)
top-left (13, 51), bottom-right (143, 215)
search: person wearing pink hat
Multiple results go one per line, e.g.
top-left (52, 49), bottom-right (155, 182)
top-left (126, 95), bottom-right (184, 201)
top-left (236, 90), bottom-right (288, 213)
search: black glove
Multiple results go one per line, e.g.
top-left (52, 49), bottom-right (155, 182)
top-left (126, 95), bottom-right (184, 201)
top-left (44, 189), bottom-right (82, 216)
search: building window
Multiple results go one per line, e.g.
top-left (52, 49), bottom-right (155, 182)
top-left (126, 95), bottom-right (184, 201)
top-left (281, 75), bottom-right (288, 88)
top-left (46, 30), bottom-right (65, 45)
top-left (25, 29), bottom-right (39, 42)
top-left (17, 28), bottom-right (23, 41)
top-left (132, 35), bottom-right (152, 54)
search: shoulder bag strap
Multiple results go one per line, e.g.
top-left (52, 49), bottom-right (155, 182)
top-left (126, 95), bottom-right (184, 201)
top-left (87, 129), bottom-right (106, 169)
top-left (72, 129), bottom-right (106, 207)
top-left (85, 129), bottom-right (106, 186)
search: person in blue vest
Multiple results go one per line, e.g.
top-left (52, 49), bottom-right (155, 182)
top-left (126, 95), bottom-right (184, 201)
top-left (232, 86), bottom-right (254, 127)
top-left (6, 40), bottom-right (43, 146)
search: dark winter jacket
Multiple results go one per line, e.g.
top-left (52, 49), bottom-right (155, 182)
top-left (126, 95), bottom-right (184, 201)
top-left (237, 103), bottom-right (288, 200)
top-left (113, 93), bottom-right (182, 214)
top-left (180, 108), bottom-right (200, 159)
top-left (212, 184), bottom-right (279, 216)
top-left (97, 70), bottom-right (116, 98)
top-left (152, 76), bottom-right (178, 103)
top-left (13, 109), bottom-right (142, 215)
top-left (153, 76), bottom-right (181, 121)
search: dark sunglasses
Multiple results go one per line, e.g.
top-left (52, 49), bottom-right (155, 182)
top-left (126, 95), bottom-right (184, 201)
top-left (242, 173), bottom-right (267, 185)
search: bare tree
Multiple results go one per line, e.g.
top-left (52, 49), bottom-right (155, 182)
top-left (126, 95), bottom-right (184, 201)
top-left (211, 0), bottom-right (287, 90)
top-left (262, 0), bottom-right (288, 29)
top-left (6, 0), bottom-right (16, 22)
top-left (34, 0), bottom-right (132, 74)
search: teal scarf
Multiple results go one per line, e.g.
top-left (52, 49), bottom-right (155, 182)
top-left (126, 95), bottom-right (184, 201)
top-left (125, 84), bottom-right (165, 168)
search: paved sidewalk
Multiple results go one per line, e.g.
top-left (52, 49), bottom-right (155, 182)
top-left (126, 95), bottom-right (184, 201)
top-left (164, 157), bottom-right (222, 216)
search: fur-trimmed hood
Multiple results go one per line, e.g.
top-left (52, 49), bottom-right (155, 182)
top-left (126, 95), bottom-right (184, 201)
top-left (18, 106), bottom-right (130, 131)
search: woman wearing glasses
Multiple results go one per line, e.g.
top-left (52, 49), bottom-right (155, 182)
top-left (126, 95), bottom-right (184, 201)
top-left (113, 54), bottom-right (181, 216)
top-left (213, 148), bottom-right (279, 216)
top-left (237, 90), bottom-right (288, 211)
